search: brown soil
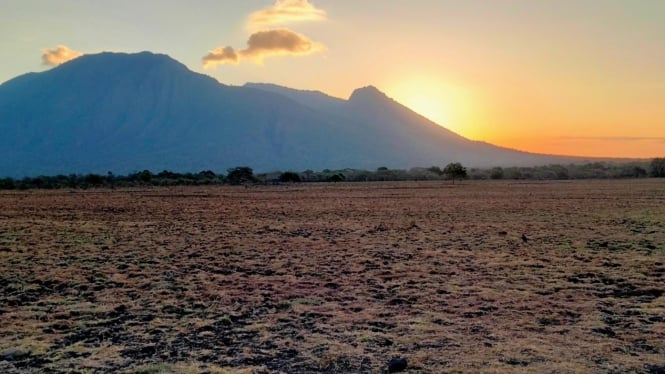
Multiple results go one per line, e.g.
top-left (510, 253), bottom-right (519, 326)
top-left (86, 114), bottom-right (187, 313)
top-left (1, 180), bottom-right (664, 373)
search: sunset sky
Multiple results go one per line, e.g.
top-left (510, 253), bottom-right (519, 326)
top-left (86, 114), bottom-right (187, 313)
top-left (1, 0), bottom-right (664, 158)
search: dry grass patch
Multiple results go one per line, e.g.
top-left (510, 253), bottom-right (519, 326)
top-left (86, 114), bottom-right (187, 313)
top-left (1, 180), bottom-right (664, 373)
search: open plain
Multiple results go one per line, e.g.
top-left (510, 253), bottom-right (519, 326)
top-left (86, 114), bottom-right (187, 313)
top-left (1, 180), bottom-right (664, 373)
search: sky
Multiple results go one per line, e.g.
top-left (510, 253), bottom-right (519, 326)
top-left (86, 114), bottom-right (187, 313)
top-left (1, 0), bottom-right (664, 158)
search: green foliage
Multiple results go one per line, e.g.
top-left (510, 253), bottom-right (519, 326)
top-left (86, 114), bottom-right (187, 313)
top-left (651, 158), bottom-right (665, 177)
top-left (443, 162), bottom-right (467, 183)
top-left (279, 171), bottom-right (301, 183)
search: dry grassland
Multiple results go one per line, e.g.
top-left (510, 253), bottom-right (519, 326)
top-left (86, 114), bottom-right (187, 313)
top-left (1, 180), bottom-right (664, 373)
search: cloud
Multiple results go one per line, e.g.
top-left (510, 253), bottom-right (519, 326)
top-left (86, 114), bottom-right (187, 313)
top-left (202, 46), bottom-right (239, 68)
top-left (240, 29), bottom-right (323, 60)
top-left (41, 45), bottom-right (82, 66)
top-left (203, 1), bottom-right (327, 68)
top-left (203, 29), bottom-right (323, 68)
top-left (248, 0), bottom-right (326, 28)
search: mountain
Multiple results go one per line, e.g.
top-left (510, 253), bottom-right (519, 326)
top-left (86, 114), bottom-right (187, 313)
top-left (1, 51), bottom-right (581, 177)
top-left (247, 83), bottom-right (583, 168)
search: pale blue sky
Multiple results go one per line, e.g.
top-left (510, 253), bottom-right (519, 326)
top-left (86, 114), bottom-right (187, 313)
top-left (2, 0), bottom-right (664, 157)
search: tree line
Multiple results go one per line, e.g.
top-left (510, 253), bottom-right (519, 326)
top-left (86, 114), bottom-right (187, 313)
top-left (0, 159), bottom-right (663, 190)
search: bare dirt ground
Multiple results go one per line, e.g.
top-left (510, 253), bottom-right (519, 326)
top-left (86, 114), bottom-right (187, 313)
top-left (1, 180), bottom-right (664, 373)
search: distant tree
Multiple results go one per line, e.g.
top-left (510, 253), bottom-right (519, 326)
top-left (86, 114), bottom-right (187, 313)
top-left (66, 174), bottom-right (79, 188)
top-left (278, 171), bottom-right (301, 183)
top-left (631, 166), bottom-right (648, 178)
top-left (0, 178), bottom-right (16, 190)
top-left (427, 166), bottom-right (444, 176)
top-left (489, 167), bottom-right (504, 180)
top-left (443, 162), bottom-right (467, 184)
top-left (138, 170), bottom-right (153, 183)
top-left (377, 166), bottom-right (389, 172)
top-left (191, 170), bottom-right (215, 185)
top-left (327, 173), bottom-right (345, 183)
top-left (107, 171), bottom-right (115, 188)
top-left (227, 166), bottom-right (257, 185)
top-left (651, 158), bottom-right (665, 177)
top-left (548, 164), bottom-right (569, 180)
top-left (84, 173), bottom-right (104, 187)
top-left (301, 169), bottom-right (315, 182)
top-left (157, 170), bottom-right (179, 179)
top-left (198, 170), bottom-right (216, 178)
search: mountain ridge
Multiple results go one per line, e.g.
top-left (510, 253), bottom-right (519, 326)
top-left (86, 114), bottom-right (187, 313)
top-left (0, 51), bottom-right (595, 177)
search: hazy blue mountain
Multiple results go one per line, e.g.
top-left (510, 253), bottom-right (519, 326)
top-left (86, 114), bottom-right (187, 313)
top-left (1, 51), bottom-right (581, 177)
top-left (244, 83), bottom-right (345, 113)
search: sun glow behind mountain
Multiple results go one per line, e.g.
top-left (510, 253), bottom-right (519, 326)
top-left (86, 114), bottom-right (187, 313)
top-left (387, 76), bottom-right (477, 139)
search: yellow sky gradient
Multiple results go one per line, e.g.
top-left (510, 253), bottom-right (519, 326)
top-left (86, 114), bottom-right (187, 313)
top-left (1, 1), bottom-right (664, 158)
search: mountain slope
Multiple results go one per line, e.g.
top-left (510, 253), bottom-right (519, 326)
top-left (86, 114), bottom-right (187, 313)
top-left (0, 52), bottom-right (370, 176)
top-left (1, 52), bottom-right (580, 177)
top-left (246, 83), bottom-right (578, 168)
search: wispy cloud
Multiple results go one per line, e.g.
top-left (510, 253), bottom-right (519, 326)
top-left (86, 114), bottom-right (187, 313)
top-left (41, 45), bottom-right (82, 66)
top-left (203, 29), bottom-right (323, 68)
top-left (248, 0), bottom-right (326, 28)
top-left (561, 136), bottom-right (665, 143)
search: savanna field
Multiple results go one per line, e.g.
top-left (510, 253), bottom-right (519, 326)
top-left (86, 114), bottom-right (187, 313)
top-left (1, 180), bottom-right (664, 373)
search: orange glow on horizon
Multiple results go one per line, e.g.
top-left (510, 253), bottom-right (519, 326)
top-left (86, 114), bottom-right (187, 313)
top-left (488, 135), bottom-right (665, 159)
top-left (383, 73), bottom-right (663, 159)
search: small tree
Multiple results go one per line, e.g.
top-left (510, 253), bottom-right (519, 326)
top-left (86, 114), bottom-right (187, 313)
top-left (279, 171), bottom-right (301, 183)
top-left (651, 158), bottom-right (665, 178)
top-left (443, 162), bottom-right (467, 184)
top-left (227, 166), bottom-right (257, 185)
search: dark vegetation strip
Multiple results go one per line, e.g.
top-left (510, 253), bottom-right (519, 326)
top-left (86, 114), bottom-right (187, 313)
top-left (1, 158), bottom-right (664, 190)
